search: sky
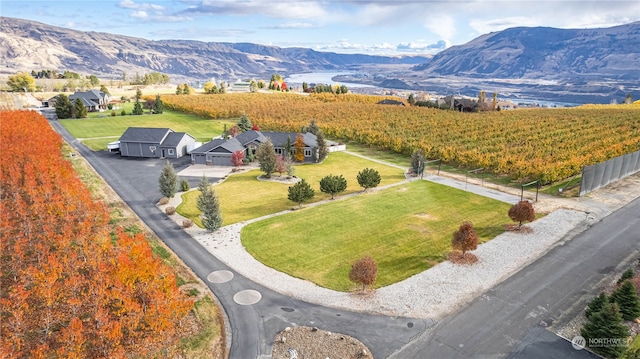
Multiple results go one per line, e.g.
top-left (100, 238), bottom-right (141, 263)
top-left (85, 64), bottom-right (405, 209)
top-left (2, 0), bottom-right (639, 55)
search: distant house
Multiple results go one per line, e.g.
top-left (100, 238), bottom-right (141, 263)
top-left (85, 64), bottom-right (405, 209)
top-left (68, 90), bottom-right (111, 112)
top-left (191, 130), bottom-right (329, 166)
top-left (377, 99), bottom-right (405, 106)
top-left (439, 96), bottom-right (479, 112)
top-left (230, 81), bottom-right (252, 93)
top-left (118, 127), bottom-right (196, 159)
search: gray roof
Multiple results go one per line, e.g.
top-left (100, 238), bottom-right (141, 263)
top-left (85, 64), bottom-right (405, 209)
top-left (191, 138), bottom-right (226, 154)
top-left (161, 132), bottom-right (193, 147)
top-left (119, 127), bottom-right (173, 143)
top-left (262, 131), bottom-right (317, 148)
top-left (235, 130), bottom-right (266, 146)
top-left (69, 90), bottom-right (109, 103)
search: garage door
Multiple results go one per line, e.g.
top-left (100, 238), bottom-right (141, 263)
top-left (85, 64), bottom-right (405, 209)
top-left (207, 155), bottom-right (231, 166)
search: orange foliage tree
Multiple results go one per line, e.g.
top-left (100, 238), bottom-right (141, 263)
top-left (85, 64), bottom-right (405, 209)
top-left (0, 110), bottom-right (193, 358)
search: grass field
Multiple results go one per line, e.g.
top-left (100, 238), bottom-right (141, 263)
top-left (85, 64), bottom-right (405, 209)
top-left (60, 109), bottom-right (235, 150)
top-left (241, 180), bottom-right (511, 291)
top-left (177, 151), bottom-right (407, 225)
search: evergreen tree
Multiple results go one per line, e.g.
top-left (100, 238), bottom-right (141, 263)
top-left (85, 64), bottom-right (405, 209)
top-left (288, 179), bottom-right (314, 207)
top-left (411, 149), bottom-right (425, 177)
top-left (132, 100), bottom-right (143, 115)
top-left (581, 301), bottom-right (629, 358)
top-left (54, 94), bottom-right (73, 119)
top-left (237, 114), bottom-right (252, 132)
top-left (316, 130), bottom-right (328, 162)
top-left (357, 168), bottom-right (381, 191)
top-left (585, 292), bottom-right (608, 319)
top-left (306, 119), bottom-right (320, 135)
top-left (154, 94), bottom-right (164, 114)
top-left (73, 98), bottom-right (87, 118)
top-left (197, 175), bottom-right (223, 231)
top-left (618, 268), bottom-right (635, 284)
top-left (610, 281), bottom-right (640, 320)
top-left (158, 161), bottom-right (178, 198)
top-left (255, 138), bottom-right (277, 178)
top-left (319, 174), bottom-right (347, 199)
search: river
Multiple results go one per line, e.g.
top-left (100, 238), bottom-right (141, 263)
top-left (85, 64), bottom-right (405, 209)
top-left (284, 72), bottom-right (374, 88)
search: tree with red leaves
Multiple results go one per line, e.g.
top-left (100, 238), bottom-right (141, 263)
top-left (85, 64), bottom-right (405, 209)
top-left (508, 200), bottom-right (535, 228)
top-left (452, 222), bottom-right (479, 258)
top-left (349, 256), bottom-right (378, 292)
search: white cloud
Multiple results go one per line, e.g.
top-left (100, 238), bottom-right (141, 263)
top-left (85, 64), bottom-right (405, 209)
top-left (424, 14), bottom-right (456, 42)
top-left (130, 10), bottom-right (149, 19)
top-left (184, 0), bottom-right (327, 19)
top-left (470, 16), bottom-right (539, 34)
top-left (266, 22), bottom-right (319, 30)
top-left (118, 0), bottom-right (165, 11)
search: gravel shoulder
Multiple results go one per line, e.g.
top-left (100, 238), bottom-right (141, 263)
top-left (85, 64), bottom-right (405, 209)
top-left (161, 172), bottom-right (640, 321)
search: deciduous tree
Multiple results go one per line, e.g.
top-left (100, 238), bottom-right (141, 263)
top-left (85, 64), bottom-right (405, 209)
top-left (231, 150), bottom-right (244, 167)
top-left (349, 256), bottom-right (378, 292)
top-left (451, 222), bottom-right (478, 258)
top-left (293, 133), bottom-right (305, 162)
top-left (7, 72), bottom-right (36, 92)
top-left (275, 155), bottom-right (286, 176)
top-left (158, 160), bottom-right (178, 198)
top-left (508, 200), bottom-right (535, 228)
top-left (357, 168), bottom-right (381, 191)
top-left (256, 138), bottom-right (277, 178)
top-left (411, 149), bottom-right (425, 177)
top-left (287, 179), bottom-right (314, 207)
top-left (319, 174), bottom-right (347, 199)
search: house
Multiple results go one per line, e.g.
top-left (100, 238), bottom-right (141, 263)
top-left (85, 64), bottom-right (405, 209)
top-left (230, 81), bottom-right (252, 93)
top-left (68, 90), bottom-right (111, 112)
top-left (439, 96), bottom-right (479, 112)
top-left (190, 130), bottom-right (322, 166)
top-left (118, 127), bottom-right (196, 159)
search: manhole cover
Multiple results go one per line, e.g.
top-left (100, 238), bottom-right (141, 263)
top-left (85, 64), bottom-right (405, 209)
top-left (407, 322), bottom-right (414, 328)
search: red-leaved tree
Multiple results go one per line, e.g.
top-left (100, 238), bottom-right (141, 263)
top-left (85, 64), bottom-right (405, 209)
top-left (452, 222), bottom-right (479, 258)
top-left (349, 256), bottom-right (378, 292)
top-left (508, 200), bottom-right (535, 228)
top-left (231, 150), bottom-right (244, 166)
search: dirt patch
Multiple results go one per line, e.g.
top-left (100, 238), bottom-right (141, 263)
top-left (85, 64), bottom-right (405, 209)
top-left (504, 224), bottom-right (534, 234)
top-left (272, 326), bottom-right (373, 359)
top-left (257, 175), bottom-right (301, 184)
top-left (414, 212), bottom-right (436, 220)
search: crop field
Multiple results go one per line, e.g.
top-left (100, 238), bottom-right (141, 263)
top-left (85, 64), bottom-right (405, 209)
top-left (163, 93), bottom-right (640, 183)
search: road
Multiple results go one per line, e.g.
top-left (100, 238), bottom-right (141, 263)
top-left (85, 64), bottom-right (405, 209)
top-left (47, 116), bottom-right (430, 358)
top-left (47, 112), bottom-right (639, 358)
top-left (389, 196), bottom-right (640, 358)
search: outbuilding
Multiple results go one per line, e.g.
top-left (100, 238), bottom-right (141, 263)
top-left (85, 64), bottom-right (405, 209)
top-left (118, 127), bottom-right (196, 158)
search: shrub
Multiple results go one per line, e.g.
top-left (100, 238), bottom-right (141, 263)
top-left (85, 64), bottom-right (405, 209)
top-left (121, 109), bottom-right (126, 116)
top-left (165, 206), bottom-right (176, 215)
top-left (508, 200), bottom-right (535, 228)
top-left (349, 256), bottom-right (378, 292)
top-left (180, 179), bottom-right (190, 192)
top-left (182, 219), bottom-right (193, 228)
top-left (158, 197), bottom-right (170, 205)
top-left (111, 110), bottom-right (116, 117)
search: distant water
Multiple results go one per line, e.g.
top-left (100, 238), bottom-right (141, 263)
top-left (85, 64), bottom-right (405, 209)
top-left (507, 98), bottom-right (581, 108)
top-left (285, 72), bottom-right (374, 88)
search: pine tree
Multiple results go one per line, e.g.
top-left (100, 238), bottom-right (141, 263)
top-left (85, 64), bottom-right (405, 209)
top-left (610, 281), bottom-right (640, 320)
top-left (585, 292), bottom-right (608, 319)
top-left (357, 168), bottom-right (381, 191)
top-left (287, 179), bottom-right (314, 207)
top-left (581, 301), bottom-right (629, 358)
top-left (154, 94), bottom-right (164, 114)
top-left (255, 139), bottom-right (277, 178)
top-left (618, 268), bottom-right (635, 284)
top-left (237, 114), bottom-right (252, 132)
top-left (73, 98), bottom-right (87, 118)
top-left (54, 94), bottom-right (73, 119)
top-left (158, 161), bottom-right (178, 198)
top-left (316, 130), bottom-right (329, 162)
top-left (197, 175), bottom-right (222, 231)
top-left (319, 174), bottom-right (347, 199)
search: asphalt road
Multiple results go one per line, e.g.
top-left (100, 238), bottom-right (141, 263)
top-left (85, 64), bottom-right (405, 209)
top-left (47, 113), bottom-right (639, 358)
top-left (47, 117), bottom-right (430, 358)
top-left (389, 196), bottom-right (640, 358)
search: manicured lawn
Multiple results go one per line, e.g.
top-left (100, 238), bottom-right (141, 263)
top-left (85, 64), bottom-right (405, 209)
top-left (60, 110), bottom-right (235, 150)
top-left (241, 180), bottom-right (511, 291)
top-left (177, 151), bottom-right (406, 225)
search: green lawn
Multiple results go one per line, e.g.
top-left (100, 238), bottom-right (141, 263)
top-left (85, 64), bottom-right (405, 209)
top-left (60, 110), bottom-right (235, 150)
top-left (177, 151), bottom-right (406, 225)
top-left (241, 180), bottom-right (511, 291)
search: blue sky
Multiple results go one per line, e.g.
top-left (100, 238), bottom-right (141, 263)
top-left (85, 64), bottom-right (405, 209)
top-left (2, 0), bottom-right (639, 55)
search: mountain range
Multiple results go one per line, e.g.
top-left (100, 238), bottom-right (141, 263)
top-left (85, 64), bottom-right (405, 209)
top-left (1, 16), bottom-right (638, 103)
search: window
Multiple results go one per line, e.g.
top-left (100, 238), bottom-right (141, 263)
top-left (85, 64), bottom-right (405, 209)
top-left (275, 148), bottom-right (282, 155)
top-left (168, 149), bottom-right (174, 155)
top-left (304, 149), bottom-right (312, 157)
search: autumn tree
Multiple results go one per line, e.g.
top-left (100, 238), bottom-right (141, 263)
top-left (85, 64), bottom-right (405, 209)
top-left (54, 94), bottom-right (73, 119)
top-left (100, 84), bottom-right (110, 95)
top-left (73, 98), bottom-right (87, 118)
top-left (275, 155), bottom-right (287, 176)
top-left (197, 175), bottom-right (223, 231)
top-left (508, 200), bottom-right (535, 228)
top-left (237, 114), bottom-right (252, 132)
top-left (231, 150), bottom-right (244, 167)
top-left (293, 133), bottom-right (306, 162)
top-left (229, 124), bottom-right (240, 138)
top-left (411, 149), bottom-right (425, 177)
top-left (319, 174), bottom-right (347, 199)
top-left (256, 138), bottom-right (277, 178)
top-left (316, 130), bottom-right (329, 162)
top-left (203, 81), bottom-right (218, 94)
top-left (580, 301), bottom-right (629, 358)
top-left (610, 281), bottom-right (640, 320)
top-left (357, 168), bottom-right (381, 191)
top-left (158, 160), bottom-right (178, 198)
top-left (349, 256), bottom-right (378, 292)
top-left (451, 222), bottom-right (479, 259)
top-left (288, 179), bottom-right (314, 207)
top-left (7, 71), bottom-right (36, 92)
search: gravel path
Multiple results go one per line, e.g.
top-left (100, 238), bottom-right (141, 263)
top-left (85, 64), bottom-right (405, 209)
top-left (161, 170), bottom-right (640, 320)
